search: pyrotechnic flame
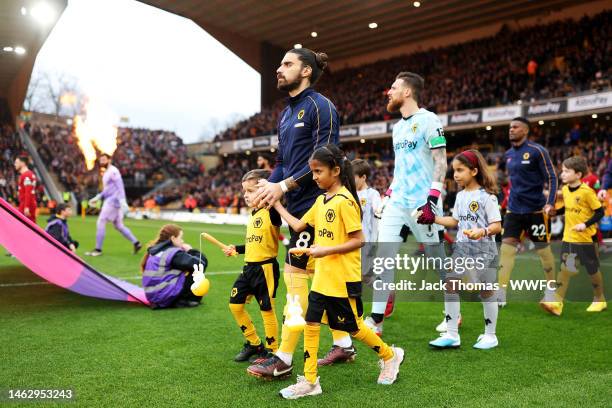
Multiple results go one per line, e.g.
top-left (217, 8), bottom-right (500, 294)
top-left (74, 100), bottom-right (118, 170)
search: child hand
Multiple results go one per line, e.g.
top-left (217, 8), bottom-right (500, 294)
top-left (571, 223), bottom-right (586, 232)
top-left (463, 228), bottom-right (486, 240)
top-left (308, 244), bottom-right (328, 258)
top-left (223, 245), bottom-right (237, 256)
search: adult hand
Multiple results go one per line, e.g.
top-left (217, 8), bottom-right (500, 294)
top-left (88, 194), bottom-right (101, 207)
top-left (24, 207), bottom-right (30, 217)
top-left (120, 199), bottom-right (129, 215)
top-left (571, 223), bottom-right (586, 232)
top-left (597, 189), bottom-right (607, 201)
top-left (416, 202), bottom-right (436, 224)
top-left (543, 204), bottom-right (556, 217)
top-left (253, 179), bottom-right (283, 209)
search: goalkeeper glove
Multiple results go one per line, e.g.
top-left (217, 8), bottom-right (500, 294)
top-left (120, 198), bottom-right (129, 216)
top-left (416, 183), bottom-right (442, 225)
top-left (88, 193), bottom-right (102, 207)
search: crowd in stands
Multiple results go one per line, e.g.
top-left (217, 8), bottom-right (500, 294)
top-left (214, 11), bottom-right (611, 142)
top-left (0, 124), bottom-right (44, 205)
top-left (194, 117), bottom-right (612, 213)
top-left (29, 124), bottom-right (202, 202)
top-left (136, 156), bottom-right (250, 210)
top-left (6, 11), bottom-right (611, 215)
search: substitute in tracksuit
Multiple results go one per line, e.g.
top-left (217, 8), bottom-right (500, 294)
top-left (497, 116), bottom-right (558, 309)
top-left (248, 47), bottom-right (349, 378)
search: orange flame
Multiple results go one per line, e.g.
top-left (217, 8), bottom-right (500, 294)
top-left (74, 100), bottom-right (118, 170)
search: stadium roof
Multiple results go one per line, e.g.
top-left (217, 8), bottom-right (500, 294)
top-left (142, 0), bottom-right (589, 67)
top-left (0, 0), bottom-right (67, 118)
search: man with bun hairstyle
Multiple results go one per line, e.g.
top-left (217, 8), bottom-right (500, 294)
top-left (248, 47), bottom-right (348, 379)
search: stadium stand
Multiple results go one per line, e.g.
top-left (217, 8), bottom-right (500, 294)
top-left (27, 124), bottom-right (202, 203)
top-left (7, 11), bottom-right (610, 215)
top-left (0, 124), bottom-right (44, 206)
top-left (214, 10), bottom-right (611, 142)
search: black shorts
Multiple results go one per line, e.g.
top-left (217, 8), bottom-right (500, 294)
top-left (285, 209), bottom-right (315, 270)
top-left (560, 241), bottom-right (600, 275)
top-left (502, 211), bottom-right (551, 243)
top-left (229, 259), bottom-right (279, 311)
top-left (305, 290), bottom-right (364, 332)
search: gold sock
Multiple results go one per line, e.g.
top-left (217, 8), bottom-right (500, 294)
top-left (260, 300), bottom-right (279, 352)
top-left (590, 271), bottom-right (605, 300)
top-left (279, 272), bottom-right (309, 354)
top-left (537, 246), bottom-right (556, 283)
top-left (303, 324), bottom-right (320, 384)
top-left (331, 329), bottom-right (351, 347)
top-left (352, 319), bottom-right (394, 361)
top-left (556, 267), bottom-right (573, 300)
top-left (498, 243), bottom-right (517, 287)
top-left (229, 303), bottom-right (260, 346)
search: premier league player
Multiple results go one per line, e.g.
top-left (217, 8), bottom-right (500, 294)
top-left (85, 154), bottom-right (141, 256)
top-left (366, 72), bottom-right (449, 336)
top-left (496, 117), bottom-right (558, 310)
top-left (247, 47), bottom-right (347, 379)
top-left (14, 156), bottom-right (38, 223)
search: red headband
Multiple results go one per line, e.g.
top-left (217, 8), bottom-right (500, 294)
top-left (460, 150), bottom-right (479, 167)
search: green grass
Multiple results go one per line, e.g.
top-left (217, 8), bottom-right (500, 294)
top-left (1, 217), bottom-right (611, 407)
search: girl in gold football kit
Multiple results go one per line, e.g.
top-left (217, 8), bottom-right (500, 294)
top-left (274, 145), bottom-right (404, 399)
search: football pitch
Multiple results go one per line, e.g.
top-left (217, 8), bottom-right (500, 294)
top-left (1, 217), bottom-right (610, 407)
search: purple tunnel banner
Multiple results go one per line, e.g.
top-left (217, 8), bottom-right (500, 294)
top-left (0, 198), bottom-right (149, 305)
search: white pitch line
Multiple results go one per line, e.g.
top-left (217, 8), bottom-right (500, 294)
top-left (0, 270), bottom-right (242, 288)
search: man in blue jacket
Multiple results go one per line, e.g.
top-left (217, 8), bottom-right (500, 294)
top-left (497, 117), bottom-right (559, 311)
top-left (598, 159), bottom-right (612, 200)
top-left (249, 48), bottom-right (352, 380)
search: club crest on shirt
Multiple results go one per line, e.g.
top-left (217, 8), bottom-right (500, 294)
top-left (360, 198), bottom-right (367, 207)
top-left (253, 217), bottom-right (263, 228)
top-left (412, 123), bottom-right (418, 134)
top-left (469, 201), bottom-right (479, 212)
top-left (231, 287), bottom-right (238, 297)
top-left (297, 109), bottom-right (305, 120)
top-left (325, 209), bottom-right (336, 223)
top-left (523, 152), bottom-right (530, 160)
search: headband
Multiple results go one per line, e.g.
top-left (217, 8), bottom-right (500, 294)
top-left (460, 150), bottom-right (479, 167)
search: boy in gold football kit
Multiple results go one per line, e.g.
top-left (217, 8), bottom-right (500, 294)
top-left (545, 157), bottom-right (606, 316)
top-left (227, 170), bottom-right (281, 362)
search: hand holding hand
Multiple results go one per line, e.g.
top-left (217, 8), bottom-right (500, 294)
top-left (223, 245), bottom-right (237, 257)
top-left (308, 244), bottom-right (328, 258)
